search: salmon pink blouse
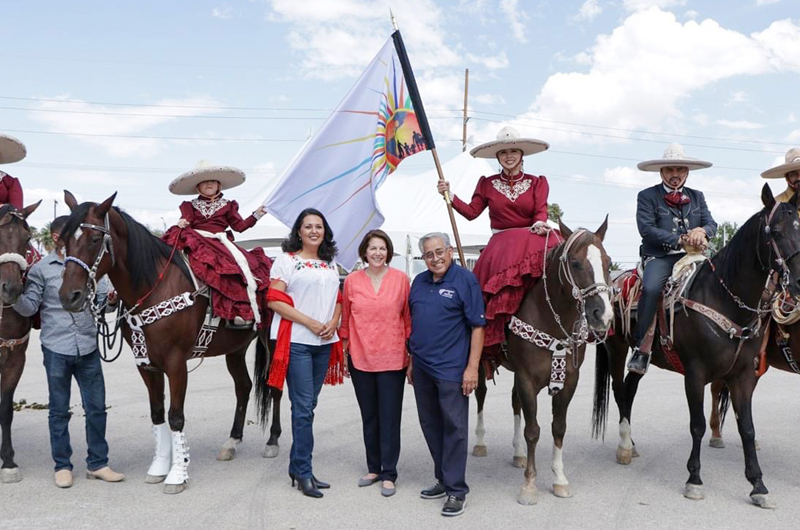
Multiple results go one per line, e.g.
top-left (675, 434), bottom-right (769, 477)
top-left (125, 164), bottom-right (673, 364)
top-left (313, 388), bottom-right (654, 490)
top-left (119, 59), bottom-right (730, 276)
top-left (340, 267), bottom-right (411, 372)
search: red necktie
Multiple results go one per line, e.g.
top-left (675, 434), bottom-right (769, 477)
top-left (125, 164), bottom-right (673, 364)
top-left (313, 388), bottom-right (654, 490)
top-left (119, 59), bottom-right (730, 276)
top-left (664, 191), bottom-right (690, 208)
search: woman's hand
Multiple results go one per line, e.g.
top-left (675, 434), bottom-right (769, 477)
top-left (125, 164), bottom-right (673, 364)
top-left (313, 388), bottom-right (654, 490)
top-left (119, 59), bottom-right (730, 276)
top-left (405, 356), bottom-right (414, 386)
top-left (177, 218), bottom-right (189, 229)
top-left (305, 318), bottom-right (325, 336)
top-left (436, 180), bottom-right (451, 197)
top-left (319, 318), bottom-right (338, 340)
top-left (254, 206), bottom-right (267, 220)
top-left (530, 221), bottom-right (551, 235)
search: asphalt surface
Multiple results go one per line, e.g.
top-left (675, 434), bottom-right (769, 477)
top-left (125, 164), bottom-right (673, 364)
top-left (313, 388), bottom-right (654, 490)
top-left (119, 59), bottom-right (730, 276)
top-left (3, 333), bottom-right (800, 529)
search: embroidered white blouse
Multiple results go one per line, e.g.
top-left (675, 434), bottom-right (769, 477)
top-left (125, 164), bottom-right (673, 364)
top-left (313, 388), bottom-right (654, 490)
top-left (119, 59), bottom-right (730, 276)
top-left (269, 252), bottom-right (341, 346)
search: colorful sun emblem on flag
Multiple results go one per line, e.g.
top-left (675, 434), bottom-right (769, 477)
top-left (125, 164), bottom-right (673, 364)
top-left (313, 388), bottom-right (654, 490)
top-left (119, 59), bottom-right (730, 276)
top-left (371, 68), bottom-right (427, 183)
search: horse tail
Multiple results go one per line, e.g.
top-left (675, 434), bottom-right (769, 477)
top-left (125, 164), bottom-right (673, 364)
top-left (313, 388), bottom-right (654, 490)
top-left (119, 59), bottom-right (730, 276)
top-left (592, 341), bottom-right (611, 440)
top-left (253, 336), bottom-right (272, 431)
top-left (716, 383), bottom-right (731, 432)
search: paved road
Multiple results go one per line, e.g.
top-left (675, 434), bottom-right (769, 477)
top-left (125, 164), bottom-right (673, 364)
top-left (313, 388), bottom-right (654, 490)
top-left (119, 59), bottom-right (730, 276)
top-left (3, 333), bottom-right (799, 529)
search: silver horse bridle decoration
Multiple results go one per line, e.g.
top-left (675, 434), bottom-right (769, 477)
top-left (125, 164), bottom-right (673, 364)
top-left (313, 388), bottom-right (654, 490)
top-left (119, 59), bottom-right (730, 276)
top-left (64, 212), bottom-right (116, 315)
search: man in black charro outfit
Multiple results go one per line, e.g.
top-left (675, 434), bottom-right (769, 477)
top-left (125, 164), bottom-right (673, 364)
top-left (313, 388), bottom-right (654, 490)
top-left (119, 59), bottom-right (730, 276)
top-left (628, 144), bottom-right (717, 375)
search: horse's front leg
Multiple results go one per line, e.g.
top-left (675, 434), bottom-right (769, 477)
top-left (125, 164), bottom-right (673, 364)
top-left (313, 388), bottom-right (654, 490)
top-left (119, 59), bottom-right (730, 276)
top-left (218, 347), bottom-right (253, 461)
top-left (137, 366), bottom-right (171, 484)
top-left (514, 372), bottom-right (541, 505)
top-left (551, 372), bottom-right (580, 498)
top-left (729, 375), bottom-right (774, 509)
top-left (0, 347), bottom-right (26, 483)
top-left (164, 356), bottom-right (189, 494)
top-left (511, 387), bottom-right (526, 468)
top-left (683, 373), bottom-right (706, 501)
top-left (472, 362), bottom-right (488, 457)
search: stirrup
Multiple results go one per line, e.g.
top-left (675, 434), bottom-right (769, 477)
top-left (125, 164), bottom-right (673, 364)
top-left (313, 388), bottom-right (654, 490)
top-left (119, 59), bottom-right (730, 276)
top-left (627, 349), bottom-right (651, 375)
top-left (226, 317), bottom-right (254, 330)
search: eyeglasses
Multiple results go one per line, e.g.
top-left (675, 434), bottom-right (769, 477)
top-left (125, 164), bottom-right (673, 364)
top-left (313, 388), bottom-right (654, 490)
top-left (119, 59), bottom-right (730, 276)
top-left (423, 248), bottom-right (449, 261)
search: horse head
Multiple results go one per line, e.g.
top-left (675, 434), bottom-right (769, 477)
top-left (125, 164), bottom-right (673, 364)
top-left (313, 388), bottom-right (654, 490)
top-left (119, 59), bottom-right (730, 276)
top-left (0, 201), bottom-right (40, 304)
top-left (59, 190), bottom-right (118, 312)
top-left (761, 183), bottom-right (800, 298)
top-left (555, 216), bottom-right (613, 333)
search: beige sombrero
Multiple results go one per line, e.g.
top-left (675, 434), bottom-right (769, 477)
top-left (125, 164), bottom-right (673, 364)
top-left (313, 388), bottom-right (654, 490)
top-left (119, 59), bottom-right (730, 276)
top-left (0, 134), bottom-right (27, 165)
top-left (469, 126), bottom-right (549, 159)
top-left (637, 143), bottom-right (712, 172)
top-left (169, 160), bottom-right (246, 195)
top-left (761, 148), bottom-right (800, 180)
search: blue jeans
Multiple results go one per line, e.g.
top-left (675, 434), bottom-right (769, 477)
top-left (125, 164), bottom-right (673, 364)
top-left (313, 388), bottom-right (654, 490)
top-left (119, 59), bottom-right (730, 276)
top-left (286, 342), bottom-right (332, 479)
top-left (42, 347), bottom-right (109, 472)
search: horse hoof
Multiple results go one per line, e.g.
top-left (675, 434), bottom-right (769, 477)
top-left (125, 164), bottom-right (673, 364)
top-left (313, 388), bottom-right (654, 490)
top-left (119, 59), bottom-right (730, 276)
top-left (553, 484), bottom-right (572, 498)
top-left (709, 437), bottom-right (726, 449)
top-left (632, 445), bottom-right (640, 458)
top-left (684, 483), bottom-right (704, 501)
top-left (145, 474), bottom-right (166, 484)
top-left (616, 447), bottom-right (632, 465)
top-left (750, 493), bottom-right (776, 509)
top-left (163, 483), bottom-right (186, 495)
top-left (472, 445), bottom-right (488, 457)
top-left (216, 447), bottom-right (236, 461)
top-left (512, 456), bottom-right (526, 468)
top-left (517, 486), bottom-right (538, 505)
top-left (262, 444), bottom-right (279, 459)
top-left (1, 468), bottom-right (21, 483)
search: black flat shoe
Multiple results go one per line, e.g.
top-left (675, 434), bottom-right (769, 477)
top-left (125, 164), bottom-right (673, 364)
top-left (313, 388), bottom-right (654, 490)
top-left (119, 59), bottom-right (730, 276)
top-left (297, 477), bottom-right (323, 498)
top-left (312, 475), bottom-right (330, 489)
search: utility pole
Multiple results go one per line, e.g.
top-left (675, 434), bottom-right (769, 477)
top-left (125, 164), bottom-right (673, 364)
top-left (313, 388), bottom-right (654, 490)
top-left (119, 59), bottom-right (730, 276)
top-left (53, 199), bottom-right (58, 219)
top-left (462, 68), bottom-right (469, 152)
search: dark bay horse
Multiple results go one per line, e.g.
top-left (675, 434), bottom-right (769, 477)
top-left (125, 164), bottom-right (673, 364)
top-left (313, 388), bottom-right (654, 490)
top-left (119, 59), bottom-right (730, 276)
top-left (58, 191), bottom-right (272, 494)
top-left (507, 218), bottom-right (613, 504)
top-left (0, 201), bottom-right (40, 483)
top-left (592, 185), bottom-right (800, 508)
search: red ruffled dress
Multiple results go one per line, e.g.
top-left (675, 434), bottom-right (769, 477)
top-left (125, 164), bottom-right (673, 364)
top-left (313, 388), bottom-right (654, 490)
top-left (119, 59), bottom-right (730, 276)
top-left (0, 173), bottom-right (23, 209)
top-left (162, 195), bottom-right (272, 324)
top-left (452, 172), bottom-right (560, 348)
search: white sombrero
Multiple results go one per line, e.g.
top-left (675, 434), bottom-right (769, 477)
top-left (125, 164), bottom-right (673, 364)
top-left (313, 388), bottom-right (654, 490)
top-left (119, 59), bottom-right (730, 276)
top-left (637, 143), bottom-right (712, 172)
top-left (169, 160), bottom-right (246, 195)
top-left (0, 134), bottom-right (27, 165)
top-left (761, 148), bottom-right (800, 180)
top-left (469, 126), bottom-right (549, 159)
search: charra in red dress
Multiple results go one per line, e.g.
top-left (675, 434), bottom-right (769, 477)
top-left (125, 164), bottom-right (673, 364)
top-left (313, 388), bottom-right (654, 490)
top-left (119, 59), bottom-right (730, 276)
top-left (0, 172), bottom-right (23, 209)
top-left (163, 195), bottom-right (272, 324)
top-left (452, 172), bottom-right (560, 348)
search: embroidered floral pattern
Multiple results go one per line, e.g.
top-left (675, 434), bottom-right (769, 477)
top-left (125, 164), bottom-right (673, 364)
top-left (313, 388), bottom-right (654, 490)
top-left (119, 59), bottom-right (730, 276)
top-left (492, 177), bottom-right (531, 202)
top-left (192, 198), bottom-right (229, 218)
top-left (291, 254), bottom-right (334, 271)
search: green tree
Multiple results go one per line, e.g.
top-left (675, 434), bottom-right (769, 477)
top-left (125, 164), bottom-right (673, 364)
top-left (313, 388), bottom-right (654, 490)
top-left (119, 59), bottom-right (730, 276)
top-left (610, 262), bottom-right (622, 271)
top-left (33, 222), bottom-right (55, 252)
top-left (709, 221), bottom-right (738, 252)
top-left (548, 203), bottom-right (564, 222)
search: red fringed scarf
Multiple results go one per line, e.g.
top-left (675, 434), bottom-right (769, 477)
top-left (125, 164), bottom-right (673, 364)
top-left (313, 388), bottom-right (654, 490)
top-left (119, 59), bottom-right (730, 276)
top-left (265, 288), bottom-right (345, 390)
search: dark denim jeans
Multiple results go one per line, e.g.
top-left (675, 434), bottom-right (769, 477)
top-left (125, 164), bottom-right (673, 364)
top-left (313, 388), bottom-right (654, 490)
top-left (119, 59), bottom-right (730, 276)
top-left (42, 346), bottom-right (109, 472)
top-left (286, 342), bottom-right (332, 479)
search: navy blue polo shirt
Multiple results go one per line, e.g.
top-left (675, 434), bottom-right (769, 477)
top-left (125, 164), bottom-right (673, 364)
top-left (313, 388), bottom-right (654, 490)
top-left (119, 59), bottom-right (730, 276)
top-left (409, 263), bottom-right (486, 383)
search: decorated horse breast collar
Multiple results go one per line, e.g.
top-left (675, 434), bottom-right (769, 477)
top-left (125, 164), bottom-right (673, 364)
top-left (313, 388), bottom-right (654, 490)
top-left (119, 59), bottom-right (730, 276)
top-left (192, 197), bottom-right (228, 218)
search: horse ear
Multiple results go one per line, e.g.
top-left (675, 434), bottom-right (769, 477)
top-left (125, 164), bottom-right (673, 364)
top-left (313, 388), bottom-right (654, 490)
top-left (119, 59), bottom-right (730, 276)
top-left (22, 200), bottom-right (42, 219)
top-left (64, 190), bottom-right (79, 212)
top-left (95, 193), bottom-right (118, 217)
top-left (761, 183), bottom-right (776, 209)
top-left (595, 214), bottom-right (609, 242)
top-left (558, 218), bottom-right (573, 239)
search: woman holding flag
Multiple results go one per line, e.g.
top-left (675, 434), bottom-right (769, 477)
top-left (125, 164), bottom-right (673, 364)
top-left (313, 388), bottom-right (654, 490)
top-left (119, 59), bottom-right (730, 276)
top-left (266, 208), bottom-right (343, 499)
top-left (436, 126), bottom-right (559, 353)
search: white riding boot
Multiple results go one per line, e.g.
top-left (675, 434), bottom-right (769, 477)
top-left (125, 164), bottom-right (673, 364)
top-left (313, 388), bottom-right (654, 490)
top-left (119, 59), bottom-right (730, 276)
top-left (164, 431), bottom-right (190, 488)
top-left (145, 423), bottom-right (172, 483)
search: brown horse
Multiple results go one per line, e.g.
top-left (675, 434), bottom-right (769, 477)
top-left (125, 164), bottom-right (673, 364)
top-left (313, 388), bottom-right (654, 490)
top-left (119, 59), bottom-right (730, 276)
top-left (58, 191), bottom-right (272, 494)
top-left (592, 185), bottom-right (800, 508)
top-left (507, 218), bottom-right (613, 504)
top-left (0, 201), bottom-right (40, 483)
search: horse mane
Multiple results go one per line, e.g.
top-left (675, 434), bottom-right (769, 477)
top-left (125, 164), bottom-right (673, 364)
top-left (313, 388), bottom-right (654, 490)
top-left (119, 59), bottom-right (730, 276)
top-left (709, 207), bottom-right (765, 285)
top-left (62, 203), bottom-right (191, 290)
top-left (546, 229), bottom-right (596, 262)
top-left (0, 204), bottom-right (15, 218)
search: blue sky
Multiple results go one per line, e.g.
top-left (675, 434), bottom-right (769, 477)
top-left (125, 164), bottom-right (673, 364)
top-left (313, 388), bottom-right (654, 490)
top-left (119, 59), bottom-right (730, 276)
top-left (3, 0), bottom-right (799, 266)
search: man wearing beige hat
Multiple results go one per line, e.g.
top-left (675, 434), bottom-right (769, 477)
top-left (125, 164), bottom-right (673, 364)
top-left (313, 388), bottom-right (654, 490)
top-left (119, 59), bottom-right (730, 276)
top-left (627, 144), bottom-right (717, 375)
top-left (0, 133), bottom-right (27, 208)
top-left (762, 147), bottom-right (800, 204)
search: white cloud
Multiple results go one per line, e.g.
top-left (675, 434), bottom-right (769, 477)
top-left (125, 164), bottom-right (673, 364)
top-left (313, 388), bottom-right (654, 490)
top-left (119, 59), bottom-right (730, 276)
top-left (623, 0), bottom-right (687, 11)
top-left (268, 0), bottom-right (461, 80)
top-left (27, 95), bottom-right (225, 158)
top-left (574, 0), bottom-right (603, 22)
top-left (517, 10), bottom-right (800, 145)
top-left (212, 5), bottom-right (233, 19)
top-left (756, 0), bottom-right (782, 5)
top-left (466, 51), bottom-right (510, 70)
top-left (500, 0), bottom-right (528, 42)
top-left (716, 119), bottom-right (764, 129)
top-left (684, 10), bottom-right (698, 20)
top-left (472, 93), bottom-right (507, 106)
